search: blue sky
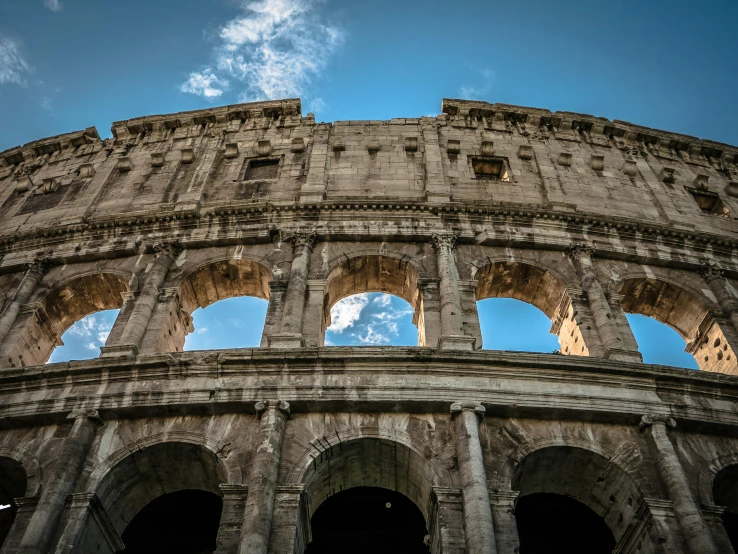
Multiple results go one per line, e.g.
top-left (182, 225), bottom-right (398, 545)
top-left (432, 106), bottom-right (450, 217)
top-left (4, 0), bottom-right (730, 368)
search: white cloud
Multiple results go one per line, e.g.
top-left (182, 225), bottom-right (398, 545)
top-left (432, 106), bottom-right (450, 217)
top-left (67, 314), bottom-right (114, 349)
top-left (460, 67), bottom-right (496, 100)
top-left (180, 71), bottom-right (227, 99)
top-left (44, 0), bottom-right (63, 12)
top-left (0, 36), bottom-right (31, 86)
top-left (373, 294), bottom-right (391, 307)
top-left (0, 504), bottom-right (10, 511)
top-left (182, 0), bottom-right (344, 102)
top-left (328, 293), bottom-right (369, 333)
top-left (195, 327), bottom-right (209, 335)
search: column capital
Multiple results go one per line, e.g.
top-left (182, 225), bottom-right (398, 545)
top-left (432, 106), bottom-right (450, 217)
top-left (431, 232), bottom-right (457, 249)
top-left (450, 401), bottom-right (485, 419)
top-left (25, 257), bottom-right (50, 276)
top-left (255, 400), bottom-right (290, 418)
top-left (280, 230), bottom-right (317, 251)
top-left (566, 243), bottom-right (595, 261)
top-left (67, 409), bottom-right (103, 426)
top-left (639, 414), bottom-right (676, 431)
top-left (151, 240), bottom-right (183, 260)
top-left (699, 261), bottom-right (725, 282)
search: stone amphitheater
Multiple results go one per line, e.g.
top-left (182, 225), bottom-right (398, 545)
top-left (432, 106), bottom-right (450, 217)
top-left (1, 97), bottom-right (738, 553)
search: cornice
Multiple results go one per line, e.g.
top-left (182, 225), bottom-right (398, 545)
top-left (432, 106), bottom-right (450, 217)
top-left (1, 199), bottom-right (738, 276)
top-left (0, 348), bottom-right (737, 434)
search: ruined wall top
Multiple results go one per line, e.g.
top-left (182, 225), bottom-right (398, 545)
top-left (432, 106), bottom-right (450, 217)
top-left (1, 97), bottom-right (738, 266)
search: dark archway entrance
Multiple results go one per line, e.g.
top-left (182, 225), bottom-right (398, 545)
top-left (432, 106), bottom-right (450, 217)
top-left (713, 464), bottom-right (738, 549)
top-left (306, 487), bottom-right (429, 554)
top-left (120, 489), bottom-right (222, 553)
top-left (0, 456), bottom-right (26, 548)
top-left (515, 493), bottom-right (616, 553)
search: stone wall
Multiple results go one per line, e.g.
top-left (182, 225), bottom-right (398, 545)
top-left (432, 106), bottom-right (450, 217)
top-left (0, 98), bottom-right (738, 553)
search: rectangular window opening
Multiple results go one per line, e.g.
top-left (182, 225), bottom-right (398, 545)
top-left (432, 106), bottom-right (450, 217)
top-left (244, 158), bottom-right (279, 181)
top-left (472, 157), bottom-right (510, 181)
top-left (688, 188), bottom-right (731, 218)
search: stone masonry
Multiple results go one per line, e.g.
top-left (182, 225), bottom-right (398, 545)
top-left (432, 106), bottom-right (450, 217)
top-left (0, 98), bottom-right (738, 552)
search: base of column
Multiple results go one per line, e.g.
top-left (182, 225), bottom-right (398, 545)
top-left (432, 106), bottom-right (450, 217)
top-left (268, 333), bottom-right (305, 348)
top-left (439, 335), bottom-right (476, 351)
top-left (99, 344), bottom-right (139, 358)
top-left (604, 347), bottom-right (643, 363)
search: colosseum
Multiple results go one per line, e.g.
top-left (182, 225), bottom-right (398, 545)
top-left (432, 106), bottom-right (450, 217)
top-left (0, 97), bottom-right (737, 553)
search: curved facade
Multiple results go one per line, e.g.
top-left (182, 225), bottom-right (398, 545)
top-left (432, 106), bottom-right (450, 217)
top-left (1, 98), bottom-right (738, 552)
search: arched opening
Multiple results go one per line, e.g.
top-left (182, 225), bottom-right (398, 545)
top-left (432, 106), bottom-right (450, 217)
top-left (48, 309), bottom-right (120, 363)
top-left (626, 313), bottom-right (698, 369)
top-left (512, 446), bottom-right (655, 553)
top-left (515, 493), bottom-right (615, 553)
top-left (619, 278), bottom-right (738, 373)
top-left (475, 262), bottom-right (595, 355)
top-left (299, 437), bottom-right (437, 553)
top-left (477, 298), bottom-right (559, 353)
top-left (322, 256), bottom-right (423, 346)
top-left (713, 464), bottom-right (738, 550)
top-left (0, 456), bottom-right (27, 548)
top-left (305, 486), bottom-right (429, 554)
top-left (81, 442), bottom-right (227, 553)
top-left (120, 489), bottom-right (222, 553)
top-left (184, 297), bottom-right (268, 350)
top-left (325, 292), bottom-right (416, 346)
top-left (1, 272), bottom-right (128, 367)
top-left (169, 259), bottom-right (271, 352)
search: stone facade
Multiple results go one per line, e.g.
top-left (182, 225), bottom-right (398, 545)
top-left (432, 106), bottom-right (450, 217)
top-left (0, 98), bottom-right (738, 552)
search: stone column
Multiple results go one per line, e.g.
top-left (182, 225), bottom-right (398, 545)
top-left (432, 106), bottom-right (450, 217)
top-left (1, 497), bottom-right (39, 553)
top-left (640, 415), bottom-right (719, 554)
top-left (433, 234), bottom-right (474, 350)
top-left (260, 280), bottom-right (288, 347)
top-left (0, 259), bottom-right (48, 347)
top-left (268, 485), bottom-right (306, 554)
top-left (450, 402), bottom-right (497, 554)
top-left (567, 245), bottom-right (641, 362)
top-left (458, 280), bottom-right (482, 350)
top-left (489, 490), bottom-right (520, 554)
top-left (17, 410), bottom-right (102, 554)
top-left (415, 278), bottom-right (442, 348)
top-left (269, 232), bottom-right (315, 348)
top-left (216, 484), bottom-right (249, 554)
top-left (53, 493), bottom-right (123, 554)
top-left (701, 263), bottom-right (738, 335)
top-left (239, 400), bottom-right (290, 554)
top-left (101, 241), bottom-right (181, 357)
top-left (430, 487), bottom-right (466, 554)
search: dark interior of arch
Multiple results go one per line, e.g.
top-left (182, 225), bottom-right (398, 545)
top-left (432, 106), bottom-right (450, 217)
top-left (713, 464), bottom-right (738, 549)
top-left (0, 457), bottom-right (26, 548)
top-left (515, 493), bottom-right (616, 554)
top-left (120, 489), bottom-right (222, 553)
top-left (305, 486), bottom-right (429, 554)
top-left (475, 262), bottom-right (566, 319)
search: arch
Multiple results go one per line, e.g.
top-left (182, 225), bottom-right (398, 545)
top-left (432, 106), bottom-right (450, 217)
top-left (0, 455), bottom-right (29, 548)
top-left (699, 452), bottom-right (738, 507)
top-left (474, 260), bottom-right (600, 356)
top-left (155, 257), bottom-right (273, 353)
top-left (1, 271), bottom-right (129, 366)
top-left (0, 445), bottom-right (41, 497)
top-left (619, 277), bottom-right (738, 373)
top-left (83, 440), bottom-right (230, 546)
top-left (322, 255), bottom-right (423, 345)
top-left (511, 444), bottom-right (656, 551)
top-left (83, 431), bottom-right (242, 494)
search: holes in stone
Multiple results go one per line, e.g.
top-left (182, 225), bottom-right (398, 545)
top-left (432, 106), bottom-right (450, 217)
top-left (471, 157), bottom-right (509, 181)
top-left (715, 338), bottom-right (722, 347)
top-left (244, 158), bottom-right (279, 181)
top-left (305, 487), bottom-right (429, 554)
